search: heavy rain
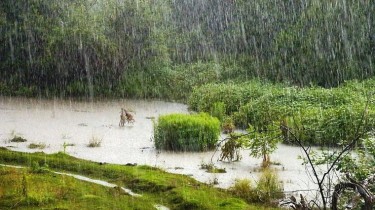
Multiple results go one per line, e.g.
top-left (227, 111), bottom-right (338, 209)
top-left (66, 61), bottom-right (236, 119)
top-left (0, 0), bottom-right (374, 209)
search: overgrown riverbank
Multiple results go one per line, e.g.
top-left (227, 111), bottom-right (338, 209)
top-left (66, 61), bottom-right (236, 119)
top-left (0, 148), bottom-right (279, 209)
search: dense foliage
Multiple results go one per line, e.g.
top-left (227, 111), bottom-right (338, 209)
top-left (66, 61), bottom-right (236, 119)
top-left (189, 78), bottom-right (375, 146)
top-left (153, 113), bottom-right (220, 151)
top-left (0, 0), bottom-right (374, 99)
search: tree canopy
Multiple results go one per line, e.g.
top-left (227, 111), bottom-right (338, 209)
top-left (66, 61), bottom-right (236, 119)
top-left (0, 0), bottom-right (374, 98)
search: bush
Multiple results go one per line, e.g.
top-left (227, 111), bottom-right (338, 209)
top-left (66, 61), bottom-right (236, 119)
top-left (285, 103), bottom-right (374, 146)
top-left (188, 81), bottom-right (274, 115)
top-left (255, 169), bottom-right (284, 203)
top-left (234, 94), bottom-right (290, 129)
top-left (230, 169), bottom-right (283, 204)
top-left (154, 113), bottom-right (220, 151)
top-left (221, 117), bottom-right (235, 134)
top-left (28, 143), bottom-right (46, 149)
top-left (87, 136), bottom-right (102, 147)
top-left (230, 179), bottom-right (256, 202)
top-left (230, 82), bottom-right (373, 146)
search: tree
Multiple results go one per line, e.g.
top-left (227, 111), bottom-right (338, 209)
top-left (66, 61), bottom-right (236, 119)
top-left (241, 124), bottom-right (281, 167)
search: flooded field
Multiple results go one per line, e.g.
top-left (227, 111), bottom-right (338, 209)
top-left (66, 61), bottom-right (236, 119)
top-left (0, 96), bottom-right (323, 199)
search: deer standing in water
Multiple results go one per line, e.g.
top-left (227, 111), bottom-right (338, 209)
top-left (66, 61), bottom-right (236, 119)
top-left (119, 108), bottom-right (135, 127)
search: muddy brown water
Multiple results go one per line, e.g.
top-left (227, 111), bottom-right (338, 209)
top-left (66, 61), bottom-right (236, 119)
top-left (0, 96), bottom-right (326, 200)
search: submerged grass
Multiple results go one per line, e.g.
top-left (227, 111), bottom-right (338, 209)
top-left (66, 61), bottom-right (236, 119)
top-left (10, 136), bottom-right (27, 143)
top-left (87, 136), bottom-right (102, 147)
top-left (28, 143), bottom-right (47, 149)
top-left (0, 147), bottom-right (279, 209)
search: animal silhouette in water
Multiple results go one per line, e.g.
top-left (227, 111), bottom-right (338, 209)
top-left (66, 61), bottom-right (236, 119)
top-left (119, 108), bottom-right (135, 127)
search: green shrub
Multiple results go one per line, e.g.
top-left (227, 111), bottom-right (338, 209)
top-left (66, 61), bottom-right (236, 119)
top-left (0, 82), bottom-right (11, 95)
top-left (230, 179), bottom-right (256, 202)
top-left (66, 81), bottom-right (88, 97)
top-left (221, 117), bottom-right (235, 134)
top-left (15, 86), bottom-right (38, 97)
top-left (230, 169), bottom-right (283, 204)
top-left (241, 124), bottom-right (281, 167)
top-left (154, 113), bottom-right (220, 151)
top-left (10, 136), bottom-right (27, 143)
top-left (219, 133), bottom-right (242, 162)
top-left (87, 136), bottom-right (102, 147)
top-left (234, 94), bottom-right (291, 129)
top-left (210, 102), bottom-right (226, 121)
top-left (28, 143), bottom-right (46, 149)
top-left (285, 103), bottom-right (373, 146)
top-left (255, 169), bottom-right (284, 203)
top-left (188, 81), bottom-right (275, 115)
top-left (115, 62), bottom-right (222, 101)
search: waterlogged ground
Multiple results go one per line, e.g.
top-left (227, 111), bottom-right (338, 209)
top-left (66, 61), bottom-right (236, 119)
top-left (0, 96), bottom-right (323, 199)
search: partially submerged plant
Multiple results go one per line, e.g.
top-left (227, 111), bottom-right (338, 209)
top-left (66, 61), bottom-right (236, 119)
top-left (230, 169), bottom-right (283, 204)
top-left (222, 117), bottom-right (235, 134)
top-left (256, 169), bottom-right (284, 203)
top-left (219, 133), bottom-right (242, 162)
top-left (242, 124), bottom-right (281, 168)
top-left (200, 162), bottom-right (226, 173)
top-left (62, 142), bottom-right (75, 153)
top-left (28, 143), bottom-right (46, 149)
top-left (88, 136), bottom-right (102, 147)
top-left (10, 135), bottom-right (27, 143)
top-left (154, 113), bottom-right (220, 152)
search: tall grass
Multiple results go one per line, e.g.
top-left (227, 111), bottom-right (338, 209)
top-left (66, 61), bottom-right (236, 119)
top-left (230, 169), bottom-right (283, 205)
top-left (188, 81), bottom-right (277, 115)
top-left (190, 78), bottom-right (375, 146)
top-left (154, 113), bottom-right (220, 151)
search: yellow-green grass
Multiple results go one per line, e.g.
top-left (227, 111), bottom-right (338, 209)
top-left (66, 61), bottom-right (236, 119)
top-left (0, 148), bottom-right (280, 209)
top-left (0, 166), bottom-right (155, 209)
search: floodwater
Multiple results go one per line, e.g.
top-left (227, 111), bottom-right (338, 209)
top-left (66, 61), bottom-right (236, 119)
top-left (0, 96), bottom-right (325, 199)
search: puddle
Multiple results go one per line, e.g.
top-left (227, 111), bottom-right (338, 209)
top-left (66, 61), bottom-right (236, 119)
top-left (0, 96), bottom-right (325, 199)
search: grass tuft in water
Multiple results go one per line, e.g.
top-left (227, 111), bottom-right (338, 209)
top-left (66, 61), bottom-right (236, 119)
top-left (28, 143), bottom-right (46, 149)
top-left (10, 136), bottom-right (27, 143)
top-left (200, 162), bottom-right (226, 173)
top-left (87, 136), bottom-right (102, 147)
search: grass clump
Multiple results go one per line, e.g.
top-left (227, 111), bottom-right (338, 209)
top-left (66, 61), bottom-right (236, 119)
top-left (154, 113), bottom-right (220, 152)
top-left (256, 169), bottom-right (284, 203)
top-left (28, 143), bottom-right (46, 149)
top-left (230, 169), bottom-right (283, 205)
top-left (200, 162), bottom-right (226, 173)
top-left (87, 136), bottom-right (102, 147)
top-left (10, 136), bottom-right (27, 143)
top-left (221, 117), bottom-right (235, 134)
